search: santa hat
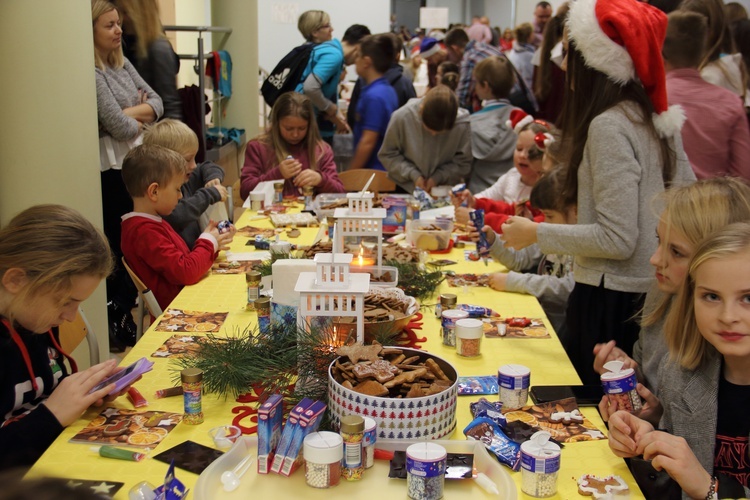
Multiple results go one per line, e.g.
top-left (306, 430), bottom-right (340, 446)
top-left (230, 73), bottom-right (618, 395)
top-left (567, 0), bottom-right (685, 137)
top-left (419, 37), bottom-right (442, 58)
top-left (534, 132), bottom-right (555, 150)
top-left (506, 109), bottom-right (551, 135)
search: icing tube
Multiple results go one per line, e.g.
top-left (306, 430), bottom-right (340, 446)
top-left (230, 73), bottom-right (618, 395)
top-left (94, 445), bottom-right (146, 462)
top-left (127, 387), bottom-right (148, 408)
top-left (469, 210), bottom-right (490, 266)
top-left (475, 472), bottom-right (500, 495)
top-left (154, 386), bottom-right (183, 398)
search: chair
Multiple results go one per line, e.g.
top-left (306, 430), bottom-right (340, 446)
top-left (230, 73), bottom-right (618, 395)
top-left (121, 257), bottom-right (163, 341)
top-left (59, 307), bottom-right (100, 366)
top-left (338, 169), bottom-right (396, 193)
top-left (231, 179), bottom-right (246, 221)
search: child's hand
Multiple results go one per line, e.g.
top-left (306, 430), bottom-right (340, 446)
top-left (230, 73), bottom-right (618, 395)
top-left (607, 410), bottom-right (654, 458)
top-left (213, 185), bottom-right (229, 202)
top-left (455, 206), bottom-right (470, 224)
top-left (488, 272), bottom-right (508, 291)
top-left (453, 189), bottom-right (475, 208)
top-left (500, 216), bottom-right (538, 250)
top-left (468, 222), bottom-right (496, 246)
top-left (415, 176), bottom-right (427, 190)
top-left (638, 431), bottom-right (713, 499)
top-left (215, 223), bottom-right (236, 251)
top-left (333, 114), bottom-right (350, 134)
top-left (294, 169), bottom-right (322, 188)
top-left (592, 340), bottom-right (636, 375)
top-left (279, 158), bottom-right (302, 179)
top-left (205, 178), bottom-right (222, 189)
top-left (424, 177), bottom-right (437, 192)
top-left (599, 385), bottom-right (661, 425)
top-left (43, 359), bottom-right (118, 427)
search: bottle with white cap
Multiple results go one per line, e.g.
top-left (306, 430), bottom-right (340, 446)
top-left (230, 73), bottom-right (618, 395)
top-left (520, 431), bottom-right (561, 497)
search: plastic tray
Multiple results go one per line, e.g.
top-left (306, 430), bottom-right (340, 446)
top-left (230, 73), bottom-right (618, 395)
top-left (350, 265), bottom-right (398, 287)
top-left (194, 435), bottom-right (517, 499)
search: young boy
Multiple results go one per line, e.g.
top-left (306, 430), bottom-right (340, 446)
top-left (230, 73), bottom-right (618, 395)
top-left (143, 119), bottom-right (229, 248)
top-left (120, 144), bottom-right (234, 310)
top-left (468, 56), bottom-right (519, 192)
top-left (349, 34), bottom-right (399, 171)
top-left (663, 11), bottom-right (750, 180)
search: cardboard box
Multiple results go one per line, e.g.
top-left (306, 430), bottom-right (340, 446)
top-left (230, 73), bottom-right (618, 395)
top-left (270, 398), bottom-right (313, 474)
top-left (256, 394), bottom-right (284, 474)
top-left (280, 400), bottom-right (327, 476)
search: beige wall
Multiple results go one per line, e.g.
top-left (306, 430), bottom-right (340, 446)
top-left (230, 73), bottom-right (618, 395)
top-left (0, 0), bottom-right (109, 364)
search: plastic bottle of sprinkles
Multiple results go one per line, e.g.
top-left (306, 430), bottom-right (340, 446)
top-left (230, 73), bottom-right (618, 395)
top-left (520, 431), bottom-right (561, 497)
top-left (181, 368), bottom-right (203, 424)
top-left (339, 415), bottom-right (365, 481)
top-left (362, 417), bottom-right (377, 468)
top-left (406, 442), bottom-right (447, 500)
top-left (498, 364), bottom-right (531, 410)
top-left (303, 432), bottom-right (343, 488)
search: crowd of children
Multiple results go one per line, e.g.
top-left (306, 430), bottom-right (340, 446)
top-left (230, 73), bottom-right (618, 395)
top-left (2, 0), bottom-right (749, 495)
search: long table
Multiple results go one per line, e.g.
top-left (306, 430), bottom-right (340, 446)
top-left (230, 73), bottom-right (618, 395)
top-left (28, 207), bottom-right (644, 498)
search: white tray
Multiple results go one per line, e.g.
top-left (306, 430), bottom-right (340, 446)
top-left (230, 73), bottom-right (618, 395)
top-left (194, 435), bottom-right (517, 499)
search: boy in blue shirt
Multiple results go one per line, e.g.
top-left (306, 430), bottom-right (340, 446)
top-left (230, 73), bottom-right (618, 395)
top-left (349, 34), bottom-right (399, 171)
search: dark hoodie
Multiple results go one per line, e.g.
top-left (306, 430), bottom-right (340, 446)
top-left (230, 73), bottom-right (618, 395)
top-left (347, 64), bottom-right (417, 129)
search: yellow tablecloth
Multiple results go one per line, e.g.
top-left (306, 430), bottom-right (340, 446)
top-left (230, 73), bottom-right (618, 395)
top-left (29, 207), bottom-right (643, 499)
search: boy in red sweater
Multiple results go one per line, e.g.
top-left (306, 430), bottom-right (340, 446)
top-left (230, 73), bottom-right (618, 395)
top-left (120, 144), bottom-right (235, 310)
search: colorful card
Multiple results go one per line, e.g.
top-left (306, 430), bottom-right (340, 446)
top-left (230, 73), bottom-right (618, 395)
top-left (483, 318), bottom-right (550, 338)
top-left (502, 397), bottom-right (605, 443)
top-left (236, 225), bottom-right (276, 238)
top-left (446, 273), bottom-right (491, 287)
top-left (211, 260), bottom-right (259, 275)
top-left (153, 440), bottom-right (224, 475)
top-left (153, 309), bottom-right (228, 333)
top-left (70, 408), bottom-right (182, 449)
top-left (151, 335), bottom-right (209, 358)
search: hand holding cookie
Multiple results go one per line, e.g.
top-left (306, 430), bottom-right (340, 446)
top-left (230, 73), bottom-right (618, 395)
top-left (638, 431), bottom-right (714, 499)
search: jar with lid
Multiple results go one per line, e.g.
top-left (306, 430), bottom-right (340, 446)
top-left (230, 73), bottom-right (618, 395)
top-left (455, 318), bottom-right (483, 357)
top-left (301, 185), bottom-right (315, 211)
top-left (441, 309), bottom-right (468, 347)
top-left (362, 417), bottom-right (377, 468)
top-left (273, 181), bottom-right (284, 204)
top-left (434, 293), bottom-right (457, 319)
top-left (245, 270), bottom-right (261, 311)
top-left (406, 442), bottom-right (446, 500)
top-left (498, 364), bottom-right (531, 410)
top-left (303, 432), bottom-right (343, 488)
top-left (181, 368), bottom-right (203, 424)
top-left (520, 431), bottom-right (561, 497)
top-left (600, 360), bottom-right (642, 413)
top-left (339, 415), bottom-right (365, 481)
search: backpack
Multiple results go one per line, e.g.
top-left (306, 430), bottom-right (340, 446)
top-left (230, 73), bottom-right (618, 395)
top-left (261, 43), bottom-right (314, 107)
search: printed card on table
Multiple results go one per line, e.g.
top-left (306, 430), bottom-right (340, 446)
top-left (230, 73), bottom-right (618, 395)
top-left (503, 397), bottom-right (605, 443)
top-left (151, 334), bottom-right (210, 358)
top-left (446, 273), bottom-right (491, 287)
top-left (235, 225), bottom-right (276, 238)
top-left (70, 408), bottom-right (182, 449)
top-left (57, 478), bottom-right (125, 497)
top-left (483, 318), bottom-right (550, 338)
top-left (153, 309), bottom-right (228, 333)
top-left (211, 260), bottom-right (259, 275)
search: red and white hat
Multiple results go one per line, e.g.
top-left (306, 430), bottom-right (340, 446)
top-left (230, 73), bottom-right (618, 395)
top-left (506, 109), bottom-right (552, 135)
top-left (567, 0), bottom-right (685, 137)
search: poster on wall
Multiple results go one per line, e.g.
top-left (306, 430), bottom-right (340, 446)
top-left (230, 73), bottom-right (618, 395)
top-left (419, 7), bottom-right (449, 29)
top-left (272, 3), bottom-right (300, 24)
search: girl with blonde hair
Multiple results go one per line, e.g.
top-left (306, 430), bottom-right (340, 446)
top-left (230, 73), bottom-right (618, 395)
top-left (240, 92), bottom-right (344, 199)
top-left (0, 205), bottom-right (131, 470)
top-left (608, 222), bottom-right (750, 499)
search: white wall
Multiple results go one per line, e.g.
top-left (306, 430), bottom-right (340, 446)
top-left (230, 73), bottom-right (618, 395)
top-left (257, 0), bottom-right (390, 76)
top-left (426, 0), bottom-right (465, 26)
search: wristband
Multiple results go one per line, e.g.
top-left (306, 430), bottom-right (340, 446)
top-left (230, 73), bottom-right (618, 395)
top-left (705, 476), bottom-right (718, 500)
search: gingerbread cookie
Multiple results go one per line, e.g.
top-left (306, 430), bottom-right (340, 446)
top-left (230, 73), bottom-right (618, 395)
top-left (577, 474), bottom-right (629, 498)
top-left (336, 344), bottom-right (382, 364)
top-left (550, 409), bottom-right (585, 425)
top-left (352, 359), bottom-right (401, 383)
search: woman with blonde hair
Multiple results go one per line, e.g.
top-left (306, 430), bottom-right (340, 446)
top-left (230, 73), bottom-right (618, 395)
top-left (93, 0), bottom-right (162, 348)
top-left (0, 205), bottom-right (132, 470)
top-left (240, 92), bottom-right (343, 199)
top-left (116, 0), bottom-right (182, 119)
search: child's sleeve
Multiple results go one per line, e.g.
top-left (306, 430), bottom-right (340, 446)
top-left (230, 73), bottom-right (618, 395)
top-left (0, 405), bottom-right (64, 470)
top-left (314, 143), bottom-right (345, 193)
top-left (504, 268), bottom-right (575, 309)
top-left (430, 123), bottom-right (472, 186)
top-left (136, 224), bottom-right (216, 286)
top-left (488, 237), bottom-right (543, 272)
top-left (164, 186), bottom-right (222, 233)
top-left (241, 141), bottom-right (280, 199)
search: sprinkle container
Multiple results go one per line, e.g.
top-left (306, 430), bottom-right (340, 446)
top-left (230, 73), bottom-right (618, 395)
top-left (435, 293), bottom-right (457, 319)
top-left (498, 364), bottom-right (531, 410)
top-left (441, 309), bottom-right (469, 347)
top-left (520, 431), bottom-right (561, 497)
top-left (339, 415), bottom-right (365, 481)
top-left (406, 442), bottom-right (447, 500)
top-left (181, 368), bottom-right (203, 425)
top-left (362, 417), bottom-right (377, 469)
top-left (455, 318), bottom-right (483, 357)
top-left (600, 360), bottom-right (642, 413)
top-left (303, 431), bottom-right (343, 488)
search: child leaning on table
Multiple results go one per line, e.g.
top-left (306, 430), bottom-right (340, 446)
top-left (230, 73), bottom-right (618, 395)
top-left (0, 205), bottom-right (134, 471)
top-left (142, 119), bottom-right (228, 249)
top-left (608, 223), bottom-right (750, 499)
top-left (471, 166), bottom-right (575, 340)
top-left (120, 144), bottom-right (235, 311)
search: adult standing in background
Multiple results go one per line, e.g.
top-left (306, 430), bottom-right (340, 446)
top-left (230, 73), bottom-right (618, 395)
top-left (92, 0), bottom-right (163, 349)
top-left (532, 2), bottom-right (553, 47)
top-left (116, 0), bottom-right (182, 120)
top-left (295, 10), bottom-right (346, 145)
top-left (466, 15), bottom-right (492, 43)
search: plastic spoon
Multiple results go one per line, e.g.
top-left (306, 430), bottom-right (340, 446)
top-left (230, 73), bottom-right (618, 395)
top-left (221, 452), bottom-right (255, 492)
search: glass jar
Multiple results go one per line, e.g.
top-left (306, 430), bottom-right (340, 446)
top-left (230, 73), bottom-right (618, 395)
top-left (339, 415), bottom-right (364, 481)
top-left (181, 368), bottom-right (203, 424)
top-left (455, 318), bottom-right (483, 357)
top-left (435, 293), bottom-right (457, 319)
